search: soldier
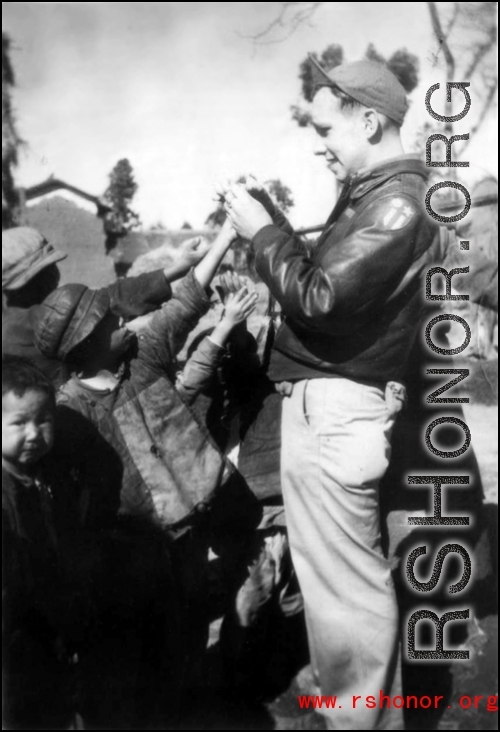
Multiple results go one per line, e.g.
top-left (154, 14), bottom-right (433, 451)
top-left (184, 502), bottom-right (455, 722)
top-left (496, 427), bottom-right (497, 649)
top-left (222, 59), bottom-right (440, 729)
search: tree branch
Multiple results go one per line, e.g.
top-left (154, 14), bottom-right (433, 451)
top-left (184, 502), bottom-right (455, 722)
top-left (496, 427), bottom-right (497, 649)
top-left (463, 37), bottom-right (495, 80)
top-left (241, 2), bottom-right (323, 44)
top-left (427, 1), bottom-right (455, 78)
top-left (458, 79), bottom-right (497, 156)
top-left (444, 3), bottom-right (460, 40)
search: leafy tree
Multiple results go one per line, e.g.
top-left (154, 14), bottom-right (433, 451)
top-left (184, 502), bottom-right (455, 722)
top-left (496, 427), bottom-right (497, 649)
top-left (102, 158), bottom-right (141, 251)
top-left (181, 221), bottom-right (193, 230)
top-left (299, 44), bottom-right (344, 102)
top-left (386, 48), bottom-right (419, 94)
top-left (267, 179), bottom-right (295, 213)
top-left (2, 32), bottom-right (23, 229)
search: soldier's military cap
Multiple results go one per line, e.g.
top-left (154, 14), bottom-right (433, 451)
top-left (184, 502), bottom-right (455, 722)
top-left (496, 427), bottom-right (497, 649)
top-left (309, 56), bottom-right (408, 126)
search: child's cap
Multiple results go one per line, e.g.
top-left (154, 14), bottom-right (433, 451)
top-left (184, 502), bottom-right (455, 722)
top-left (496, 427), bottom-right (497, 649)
top-left (32, 284), bottom-right (110, 360)
top-left (2, 227), bottom-right (67, 290)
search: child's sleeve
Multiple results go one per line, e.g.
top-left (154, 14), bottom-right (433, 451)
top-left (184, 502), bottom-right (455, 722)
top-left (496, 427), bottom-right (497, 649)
top-left (106, 270), bottom-right (172, 319)
top-left (175, 336), bottom-right (225, 406)
top-left (140, 269), bottom-right (212, 370)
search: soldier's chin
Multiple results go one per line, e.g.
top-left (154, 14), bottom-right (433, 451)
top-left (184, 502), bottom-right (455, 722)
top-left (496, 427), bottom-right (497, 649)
top-left (329, 164), bottom-right (347, 183)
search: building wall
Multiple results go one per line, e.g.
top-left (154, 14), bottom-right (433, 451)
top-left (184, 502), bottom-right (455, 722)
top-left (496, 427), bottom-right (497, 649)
top-left (19, 195), bottom-right (116, 288)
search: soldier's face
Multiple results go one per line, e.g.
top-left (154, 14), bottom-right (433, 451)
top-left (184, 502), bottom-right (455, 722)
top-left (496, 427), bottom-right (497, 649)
top-left (311, 88), bottom-right (369, 183)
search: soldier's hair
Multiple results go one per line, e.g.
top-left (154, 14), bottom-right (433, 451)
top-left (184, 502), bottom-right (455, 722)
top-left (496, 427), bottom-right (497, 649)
top-left (329, 85), bottom-right (364, 112)
top-left (2, 355), bottom-right (56, 406)
top-left (317, 84), bottom-right (402, 130)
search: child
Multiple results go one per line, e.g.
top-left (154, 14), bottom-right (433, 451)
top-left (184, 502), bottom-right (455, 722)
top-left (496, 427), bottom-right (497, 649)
top-left (2, 355), bottom-right (78, 730)
top-left (31, 220), bottom-right (259, 725)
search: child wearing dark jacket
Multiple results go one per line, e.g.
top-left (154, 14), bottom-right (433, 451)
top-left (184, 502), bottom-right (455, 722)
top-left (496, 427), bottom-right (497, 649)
top-left (2, 355), bottom-right (82, 730)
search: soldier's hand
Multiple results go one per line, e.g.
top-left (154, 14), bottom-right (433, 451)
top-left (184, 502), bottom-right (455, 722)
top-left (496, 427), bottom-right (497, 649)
top-left (243, 174), bottom-right (276, 217)
top-left (224, 185), bottom-right (273, 240)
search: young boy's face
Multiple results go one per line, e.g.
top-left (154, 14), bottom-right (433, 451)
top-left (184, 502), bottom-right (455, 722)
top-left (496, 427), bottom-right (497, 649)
top-left (2, 389), bottom-right (55, 470)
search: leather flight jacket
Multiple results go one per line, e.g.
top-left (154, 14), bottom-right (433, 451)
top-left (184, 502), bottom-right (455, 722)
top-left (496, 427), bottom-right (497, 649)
top-left (252, 155), bottom-right (442, 385)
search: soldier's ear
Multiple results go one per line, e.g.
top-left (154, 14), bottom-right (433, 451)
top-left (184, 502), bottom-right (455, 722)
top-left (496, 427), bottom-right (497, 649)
top-left (364, 109), bottom-right (382, 143)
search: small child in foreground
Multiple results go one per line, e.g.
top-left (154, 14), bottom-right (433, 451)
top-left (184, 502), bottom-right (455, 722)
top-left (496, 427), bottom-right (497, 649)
top-left (2, 355), bottom-right (78, 730)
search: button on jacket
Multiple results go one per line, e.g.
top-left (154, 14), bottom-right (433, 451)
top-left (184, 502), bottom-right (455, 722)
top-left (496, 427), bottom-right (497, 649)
top-left (252, 155), bottom-right (440, 385)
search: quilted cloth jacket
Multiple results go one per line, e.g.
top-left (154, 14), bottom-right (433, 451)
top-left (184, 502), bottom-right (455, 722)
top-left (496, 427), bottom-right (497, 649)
top-left (55, 271), bottom-right (230, 531)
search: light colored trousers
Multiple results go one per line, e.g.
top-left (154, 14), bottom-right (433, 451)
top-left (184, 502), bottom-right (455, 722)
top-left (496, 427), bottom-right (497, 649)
top-left (281, 378), bottom-right (404, 730)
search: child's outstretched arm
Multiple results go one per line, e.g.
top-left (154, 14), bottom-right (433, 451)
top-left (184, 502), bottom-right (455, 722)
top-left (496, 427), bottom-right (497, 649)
top-left (193, 219), bottom-right (236, 290)
top-left (175, 278), bottom-right (258, 406)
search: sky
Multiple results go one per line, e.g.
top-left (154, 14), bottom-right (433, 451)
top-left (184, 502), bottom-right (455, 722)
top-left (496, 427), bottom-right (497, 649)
top-left (3, 2), bottom-right (498, 229)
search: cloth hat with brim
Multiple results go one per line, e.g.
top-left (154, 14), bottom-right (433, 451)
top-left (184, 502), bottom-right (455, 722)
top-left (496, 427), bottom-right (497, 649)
top-left (309, 56), bottom-right (408, 126)
top-left (32, 283), bottom-right (110, 361)
top-left (2, 227), bottom-right (67, 290)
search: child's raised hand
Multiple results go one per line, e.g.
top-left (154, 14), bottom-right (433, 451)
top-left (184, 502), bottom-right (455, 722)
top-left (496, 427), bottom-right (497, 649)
top-left (177, 236), bottom-right (211, 269)
top-left (216, 271), bottom-right (246, 303)
top-left (222, 286), bottom-right (258, 327)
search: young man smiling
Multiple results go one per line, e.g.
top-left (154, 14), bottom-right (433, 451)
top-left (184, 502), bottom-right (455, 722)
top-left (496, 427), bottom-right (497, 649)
top-left (222, 59), bottom-right (440, 730)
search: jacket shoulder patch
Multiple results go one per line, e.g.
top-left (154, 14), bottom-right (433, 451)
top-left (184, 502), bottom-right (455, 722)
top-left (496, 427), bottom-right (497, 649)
top-left (378, 198), bottom-right (416, 231)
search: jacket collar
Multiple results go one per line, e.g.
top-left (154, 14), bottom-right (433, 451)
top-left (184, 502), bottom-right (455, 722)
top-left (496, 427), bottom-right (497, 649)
top-left (348, 154), bottom-right (428, 201)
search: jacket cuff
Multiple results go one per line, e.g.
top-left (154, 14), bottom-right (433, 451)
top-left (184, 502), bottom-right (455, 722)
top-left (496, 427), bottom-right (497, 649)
top-left (150, 268), bottom-right (173, 299)
top-left (108, 269), bottom-right (173, 319)
top-left (207, 335), bottom-right (227, 352)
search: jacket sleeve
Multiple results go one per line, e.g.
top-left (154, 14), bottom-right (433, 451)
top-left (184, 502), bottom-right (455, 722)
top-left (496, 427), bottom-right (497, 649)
top-left (106, 270), bottom-right (172, 319)
top-left (175, 336), bottom-right (225, 406)
top-left (271, 207), bottom-right (295, 237)
top-left (252, 194), bottom-right (423, 336)
top-left (139, 269), bottom-right (212, 370)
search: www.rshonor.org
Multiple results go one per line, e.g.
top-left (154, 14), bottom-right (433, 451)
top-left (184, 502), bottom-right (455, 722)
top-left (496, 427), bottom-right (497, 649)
top-left (297, 693), bottom-right (499, 712)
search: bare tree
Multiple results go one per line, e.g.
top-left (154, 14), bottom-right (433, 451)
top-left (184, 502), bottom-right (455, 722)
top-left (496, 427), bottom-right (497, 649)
top-left (241, 2), bottom-right (323, 45)
top-left (2, 32), bottom-right (23, 229)
top-left (427, 2), bottom-right (497, 155)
